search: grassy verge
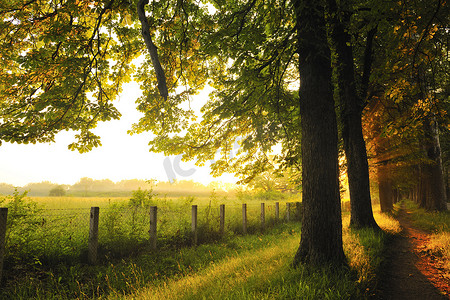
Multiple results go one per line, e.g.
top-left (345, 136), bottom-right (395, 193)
top-left (118, 211), bottom-right (400, 300)
top-left (0, 200), bottom-right (400, 299)
top-left (402, 200), bottom-right (450, 232)
top-left (401, 200), bottom-right (450, 272)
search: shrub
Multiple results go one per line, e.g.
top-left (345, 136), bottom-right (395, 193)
top-left (49, 185), bottom-right (66, 197)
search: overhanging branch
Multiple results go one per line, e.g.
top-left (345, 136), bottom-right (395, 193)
top-left (137, 0), bottom-right (169, 100)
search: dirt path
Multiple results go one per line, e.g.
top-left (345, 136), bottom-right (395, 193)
top-left (374, 208), bottom-right (449, 299)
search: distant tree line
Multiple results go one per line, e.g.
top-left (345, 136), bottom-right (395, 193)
top-left (0, 178), bottom-right (238, 197)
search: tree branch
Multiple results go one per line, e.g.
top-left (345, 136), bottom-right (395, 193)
top-left (137, 0), bottom-right (169, 100)
top-left (361, 26), bottom-right (377, 103)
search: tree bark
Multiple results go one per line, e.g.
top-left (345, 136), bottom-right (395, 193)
top-left (377, 164), bottom-right (394, 213)
top-left (420, 118), bottom-right (447, 211)
top-left (325, 0), bottom-right (379, 230)
top-left (417, 164), bottom-right (428, 208)
top-left (137, 0), bottom-right (169, 100)
top-left (292, 0), bottom-right (346, 267)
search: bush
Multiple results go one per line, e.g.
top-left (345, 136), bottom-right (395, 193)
top-left (1, 189), bottom-right (43, 264)
top-left (129, 187), bottom-right (156, 208)
top-left (48, 185), bottom-right (66, 197)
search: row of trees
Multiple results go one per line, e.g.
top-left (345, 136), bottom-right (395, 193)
top-left (0, 178), bottom-right (234, 197)
top-left (1, 0), bottom-right (448, 268)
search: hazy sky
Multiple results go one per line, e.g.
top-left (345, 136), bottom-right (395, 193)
top-left (0, 82), bottom-right (237, 187)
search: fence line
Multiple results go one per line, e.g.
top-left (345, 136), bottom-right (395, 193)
top-left (0, 201), bottom-right (301, 280)
top-left (191, 205), bottom-right (198, 246)
top-left (149, 206), bottom-right (157, 249)
top-left (88, 207), bottom-right (99, 265)
top-left (242, 204), bottom-right (248, 234)
top-left (0, 208), bottom-right (7, 283)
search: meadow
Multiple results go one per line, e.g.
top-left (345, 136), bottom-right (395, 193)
top-left (0, 190), bottom-right (413, 299)
top-left (0, 191), bottom-right (301, 298)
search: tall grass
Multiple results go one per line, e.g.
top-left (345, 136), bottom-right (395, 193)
top-left (0, 193), bottom-right (298, 299)
top-left (0, 192), bottom-right (403, 299)
top-left (402, 200), bottom-right (450, 232)
top-left (119, 210), bottom-right (400, 300)
top-left (401, 200), bottom-right (450, 273)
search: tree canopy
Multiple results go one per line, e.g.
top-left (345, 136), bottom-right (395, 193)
top-left (3, 0), bottom-right (447, 184)
top-left (1, 0), bottom-right (449, 268)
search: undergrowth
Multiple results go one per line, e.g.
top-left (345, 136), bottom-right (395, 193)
top-left (401, 200), bottom-right (450, 274)
top-left (0, 192), bottom-right (401, 299)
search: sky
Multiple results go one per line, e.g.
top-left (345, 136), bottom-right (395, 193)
top-left (0, 81), bottom-right (237, 187)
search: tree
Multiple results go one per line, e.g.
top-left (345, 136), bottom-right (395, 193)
top-left (49, 185), bottom-right (66, 196)
top-left (23, 181), bottom-right (59, 196)
top-left (0, 0), bottom-right (139, 151)
top-left (0, 0), bottom-right (346, 268)
top-left (70, 177), bottom-right (95, 196)
top-left (324, 0), bottom-right (379, 229)
top-left (0, 183), bottom-right (15, 196)
top-left (291, 0), bottom-right (345, 267)
top-left (249, 167), bottom-right (299, 194)
top-left (132, 0), bottom-right (345, 266)
top-left (7, 0), bottom-right (448, 268)
top-left (361, 0), bottom-right (449, 212)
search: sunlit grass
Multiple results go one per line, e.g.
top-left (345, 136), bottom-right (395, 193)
top-left (127, 238), bottom-right (297, 300)
top-left (429, 233), bottom-right (450, 271)
top-left (374, 208), bottom-right (402, 234)
top-left (115, 210), bottom-right (399, 300)
top-left (1, 193), bottom-right (407, 299)
top-left (29, 195), bottom-right (297, 210)
top-left (29, 196), bottom-right (129, 209)
top-left (400, 200), bottom-right (450, 276)
top-left (402, 200), bottom-right (450, 233)
top-left (120, 226), bottom-right (360, 300)
top-left (342, 209), bottom-right (400, 292)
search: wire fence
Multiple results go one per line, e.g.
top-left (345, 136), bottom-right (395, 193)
top-left (0, 201), bottom-right (301, 281)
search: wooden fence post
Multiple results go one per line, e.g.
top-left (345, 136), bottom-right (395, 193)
top-left (88, 207), bottom-right (99, 265)
top-left (0, 208), bottom-right (7, 283)
top-left (219, 204), bottom-right (225, 234)
top-left (286, 202), bottom-right (290, 222)
top-left (296, 202), bottom-right (301, 221)
top-left (261, 203), bottom-right (265, 231)
top-left (149, 206), bottom-right (157, 249)
top-left (275, 202), bottom-right (280, 221)
top-left (192, 205), bottom-right (198, 246)
top-left (242, 204), bottom-right (247, 234)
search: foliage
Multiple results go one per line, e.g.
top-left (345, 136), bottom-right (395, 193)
top-left (48, 185), bottom-right (66, 196)
top-left (402, 200), bottom-right (450, 233)
top-left (128, 187), bottom-right (156, 208)
top-left (362, 0), bottom-right (450, 176)
top-left (0, 217), bottom-right (395, 299)
top-left (2, 0), bottom-right (447, 199)
top-left (0, 195), bottom-right (296, 298)
top-left (0, 0), bottom-right (139, 151)
top-left (247, 164), bottom-right (300, 194)
top-left (131, 0), bottom-right (301, 184)
top-left (0, 189), bottom-right (43, 264)
top-left (0, 183), bottom-right (15, 195)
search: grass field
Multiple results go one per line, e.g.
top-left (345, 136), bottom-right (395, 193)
top-left (120, 210), bottom-right (400, 300)
top-left (0, 191), bottom-right (407, 299)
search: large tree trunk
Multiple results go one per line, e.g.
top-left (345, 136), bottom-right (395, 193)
top-left (292, 0), bottom-right (346, 267)
top-left (325, 0), bottom-right (379, 230)
top-left (417, 164), bottom-right (428, 208)
top-left (377, 164), bottom-right (394, 213)
top-left (420, 118), bottom-right (447, 211)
